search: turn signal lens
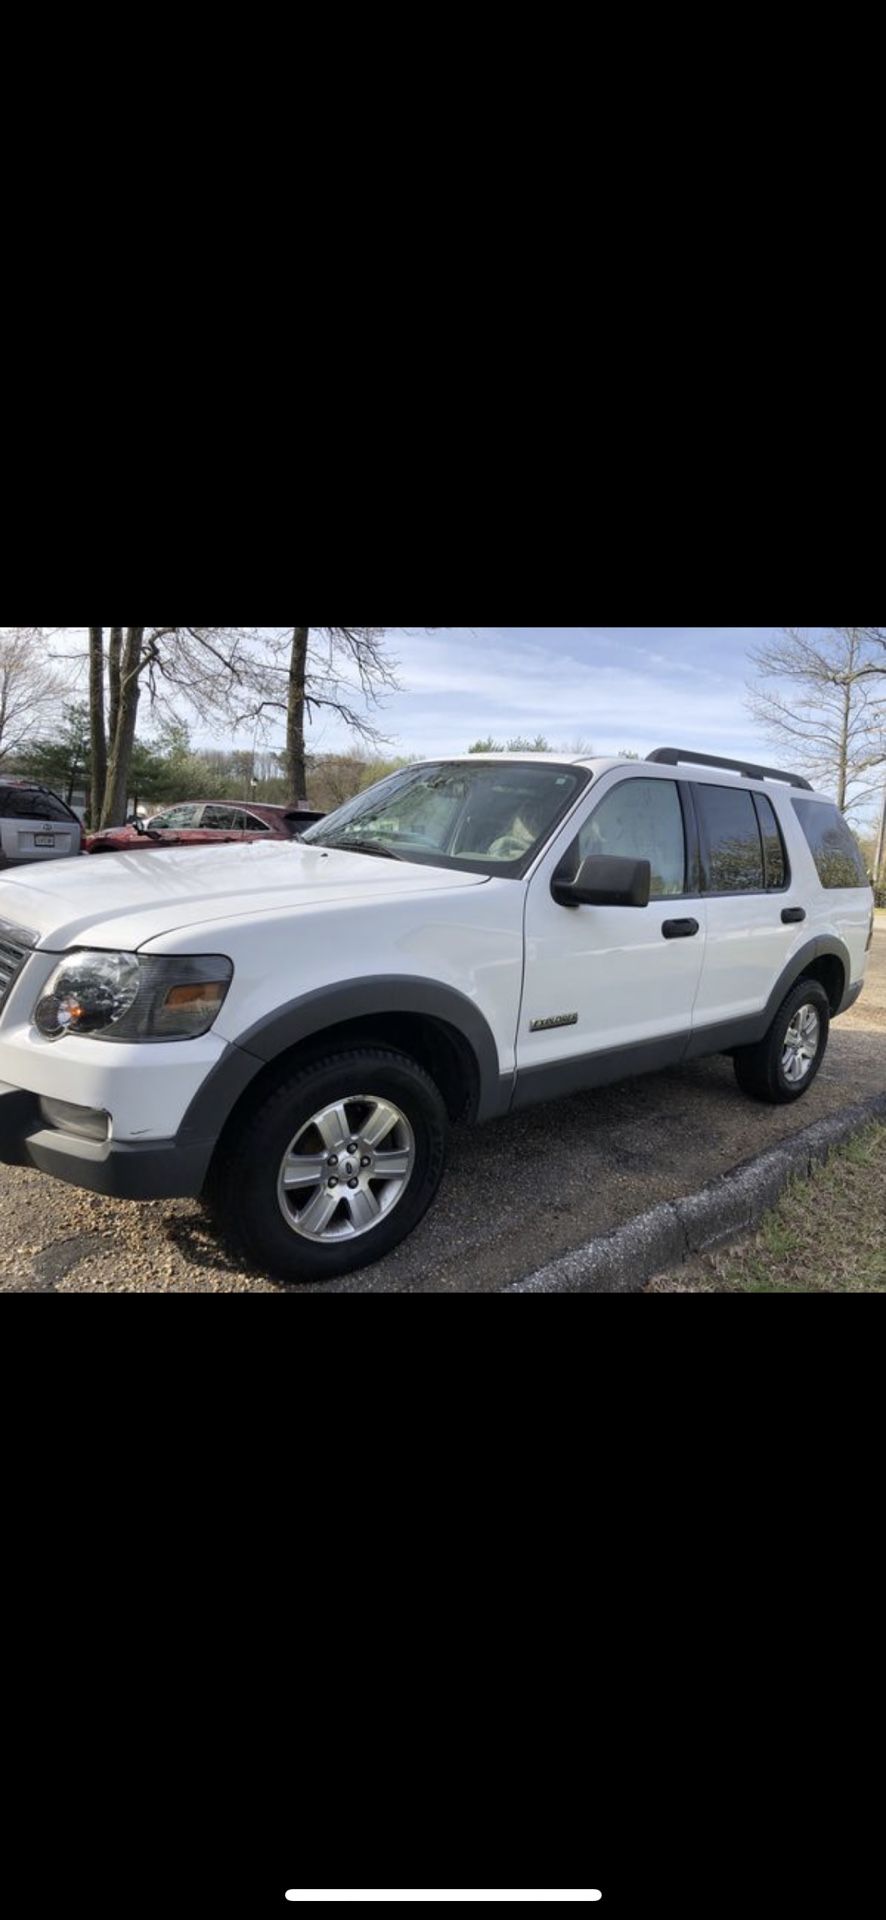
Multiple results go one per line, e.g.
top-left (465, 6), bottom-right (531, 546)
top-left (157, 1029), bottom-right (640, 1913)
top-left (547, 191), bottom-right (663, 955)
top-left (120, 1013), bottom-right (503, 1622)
top-left (163, 983), bottom-right (226, 1009)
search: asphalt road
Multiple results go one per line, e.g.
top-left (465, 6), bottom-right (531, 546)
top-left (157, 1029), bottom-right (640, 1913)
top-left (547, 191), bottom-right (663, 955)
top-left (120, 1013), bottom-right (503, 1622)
top-left (2, 925), bottom-right (885, 1294)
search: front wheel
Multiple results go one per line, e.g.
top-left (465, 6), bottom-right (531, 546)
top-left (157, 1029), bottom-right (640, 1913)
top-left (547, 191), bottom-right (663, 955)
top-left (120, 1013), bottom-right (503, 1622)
top-left (206, 1047), bottom-right (449, 1282)
top-left (733, 979), bottom-right (830, 1104)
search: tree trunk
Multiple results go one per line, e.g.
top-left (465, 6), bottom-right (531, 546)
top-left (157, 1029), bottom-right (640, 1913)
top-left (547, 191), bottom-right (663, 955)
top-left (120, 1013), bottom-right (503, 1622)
top-left (0, 667), bottom-right (9, 764)
top-left (88, 627), bottom-right (107, 830)
top-left (102, 626), bottom-right (145, 826)
top-left (108, 626), bottom-right (123, 749)
top-left (286, 626), bottom-right (310, 803)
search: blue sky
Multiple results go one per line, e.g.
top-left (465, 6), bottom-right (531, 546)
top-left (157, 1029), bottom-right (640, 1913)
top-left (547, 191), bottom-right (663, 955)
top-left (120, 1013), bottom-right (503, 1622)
top-left (56, 625), bottom-right (785, 765)
top-left (316, 625), bottom-right (782, 764)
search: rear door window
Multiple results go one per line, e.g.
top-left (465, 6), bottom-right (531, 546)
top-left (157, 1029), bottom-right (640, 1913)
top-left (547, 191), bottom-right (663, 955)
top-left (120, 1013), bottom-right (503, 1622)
top-left (694, 784), bottom-right (764, 893)
top-left (792, 799), bottom-right (870, 889)
top-left (579, 777), bottom-right (686, 896)
top-left (202, 806), bottom-right (243, 831)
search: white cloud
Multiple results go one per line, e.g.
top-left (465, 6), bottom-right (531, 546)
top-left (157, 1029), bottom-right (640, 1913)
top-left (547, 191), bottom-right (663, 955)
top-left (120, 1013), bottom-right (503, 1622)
top-left (385, 627), bottom-right (770, 761)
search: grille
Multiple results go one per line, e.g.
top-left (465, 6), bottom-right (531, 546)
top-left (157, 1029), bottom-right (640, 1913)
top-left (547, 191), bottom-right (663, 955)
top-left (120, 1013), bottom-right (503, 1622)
top-left (0, 927), bottom-right (35, 1017)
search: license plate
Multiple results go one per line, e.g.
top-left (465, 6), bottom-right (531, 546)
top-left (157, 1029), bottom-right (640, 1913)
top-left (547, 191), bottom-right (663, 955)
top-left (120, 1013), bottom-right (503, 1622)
top-left (34, 835), bottom-right (56, 848)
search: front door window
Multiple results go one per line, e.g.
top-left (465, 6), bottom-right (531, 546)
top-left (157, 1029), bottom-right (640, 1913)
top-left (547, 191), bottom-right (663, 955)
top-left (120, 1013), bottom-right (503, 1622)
top-left (579, 777), bottom-right (685, 896)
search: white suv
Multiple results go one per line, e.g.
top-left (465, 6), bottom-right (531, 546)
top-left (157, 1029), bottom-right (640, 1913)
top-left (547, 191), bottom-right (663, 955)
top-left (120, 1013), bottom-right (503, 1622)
top-left (0, 749), bottom-right (874, 1282)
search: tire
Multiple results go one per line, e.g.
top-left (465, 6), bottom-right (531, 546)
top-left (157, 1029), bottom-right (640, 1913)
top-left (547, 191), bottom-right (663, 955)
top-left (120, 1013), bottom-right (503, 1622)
top-left (206, 1046), bottom-right (449, 1283)
top-left (733, 979), bottom-right (830, 1105)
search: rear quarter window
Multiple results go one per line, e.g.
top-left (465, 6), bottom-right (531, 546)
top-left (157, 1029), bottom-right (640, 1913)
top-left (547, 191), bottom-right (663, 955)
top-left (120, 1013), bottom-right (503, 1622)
top-left (1, 790), bottom-right (73, 821)
top-left (792, 799), bottom-right (870, 889)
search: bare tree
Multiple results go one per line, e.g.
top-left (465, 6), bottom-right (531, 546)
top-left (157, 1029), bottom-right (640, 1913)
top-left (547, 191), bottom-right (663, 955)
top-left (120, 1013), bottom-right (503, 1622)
top-left (287, 627), bottom-right (310, 801)
top-left (747, 627), bottom-right (885, 816)
top-left (57, 625), bottom-right (402, 825)
top-left (102, 626), bottom-right (146, 825)
top-left (37, 624), bottom-right (262, 825)
top-left (256, 628), bottom-right (401, 804)
top-left (0, 629), bottom-right (64, 768)
top-left (306, 746), bottom-right (411, 813)
top-left (98, 626), bottom-right (272, 825)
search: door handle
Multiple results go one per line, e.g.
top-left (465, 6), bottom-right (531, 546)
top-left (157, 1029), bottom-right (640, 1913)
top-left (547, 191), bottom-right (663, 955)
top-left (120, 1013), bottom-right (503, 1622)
top-left (781, 907), bottom-right (806, 924)
top-left (662, 918), bottom-right (700, 939)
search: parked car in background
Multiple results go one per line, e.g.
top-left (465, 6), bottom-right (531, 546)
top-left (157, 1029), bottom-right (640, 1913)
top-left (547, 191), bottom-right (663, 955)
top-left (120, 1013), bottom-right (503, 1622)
top-left (85, 800), bottom-right (325, 854)
top-left (0, 783), bottom-right (83, 869)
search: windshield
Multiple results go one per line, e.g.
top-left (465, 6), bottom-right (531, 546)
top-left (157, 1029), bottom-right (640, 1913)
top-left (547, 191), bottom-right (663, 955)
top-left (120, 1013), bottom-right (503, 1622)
top-left (301, 762), bottom-right (588, 874)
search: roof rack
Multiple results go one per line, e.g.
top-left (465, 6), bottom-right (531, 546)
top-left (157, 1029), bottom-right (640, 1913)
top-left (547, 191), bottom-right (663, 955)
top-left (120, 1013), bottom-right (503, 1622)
top-left (646, 748), bottom-right (812, 791)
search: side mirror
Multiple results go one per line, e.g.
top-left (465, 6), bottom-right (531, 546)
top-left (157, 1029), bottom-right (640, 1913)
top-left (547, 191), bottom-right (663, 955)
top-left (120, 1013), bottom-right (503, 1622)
top-left (552, 853), bottom-right (651, 910)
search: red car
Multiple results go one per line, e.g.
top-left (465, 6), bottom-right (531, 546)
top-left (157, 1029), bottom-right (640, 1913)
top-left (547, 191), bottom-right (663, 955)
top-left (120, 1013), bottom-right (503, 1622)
top-left (85, 800), bottom-right (325, 854)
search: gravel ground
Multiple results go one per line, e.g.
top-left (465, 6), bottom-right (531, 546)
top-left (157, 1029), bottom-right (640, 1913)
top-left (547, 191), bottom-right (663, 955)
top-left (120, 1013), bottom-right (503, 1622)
top-left (2, 928), bottom-right (884, 1294)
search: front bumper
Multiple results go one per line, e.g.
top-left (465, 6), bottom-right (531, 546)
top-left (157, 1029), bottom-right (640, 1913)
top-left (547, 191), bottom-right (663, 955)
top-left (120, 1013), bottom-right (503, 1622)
top-left (0, 1081), bottom-right (214, 1199)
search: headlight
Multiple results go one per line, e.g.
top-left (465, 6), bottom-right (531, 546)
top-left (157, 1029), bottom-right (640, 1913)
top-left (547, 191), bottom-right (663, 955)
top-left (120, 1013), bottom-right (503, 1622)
top-left (33, 951), bottom-right (233, 1042)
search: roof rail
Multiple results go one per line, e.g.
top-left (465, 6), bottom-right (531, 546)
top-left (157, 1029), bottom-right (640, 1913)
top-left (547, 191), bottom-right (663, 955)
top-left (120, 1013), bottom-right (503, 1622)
top-left (646, 748), bottom-right (813, 791)
top-left (3, 780), bottom-right (58, 795)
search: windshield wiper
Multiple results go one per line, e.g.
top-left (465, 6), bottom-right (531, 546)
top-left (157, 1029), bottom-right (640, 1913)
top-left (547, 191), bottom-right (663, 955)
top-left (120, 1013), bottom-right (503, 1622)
top-left (322, 838), bottom-right (408, 862)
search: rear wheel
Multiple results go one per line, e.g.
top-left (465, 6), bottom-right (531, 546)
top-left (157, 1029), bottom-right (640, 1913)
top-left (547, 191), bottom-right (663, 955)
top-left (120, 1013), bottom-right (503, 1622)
top-left (733, 978), bottom-right (830, 1104)
top-left (207, 1046), bottom-right (449, 1282)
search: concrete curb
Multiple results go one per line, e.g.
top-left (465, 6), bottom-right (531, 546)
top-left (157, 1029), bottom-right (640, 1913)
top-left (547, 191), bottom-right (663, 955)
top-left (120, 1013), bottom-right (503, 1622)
top-left (502, 1093), bottom-right (886, 1294)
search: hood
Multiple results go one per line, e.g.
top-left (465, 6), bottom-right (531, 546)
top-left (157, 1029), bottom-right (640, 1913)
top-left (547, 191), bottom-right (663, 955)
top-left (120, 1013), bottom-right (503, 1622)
top-left (0, 840), bottom-right (489, 953)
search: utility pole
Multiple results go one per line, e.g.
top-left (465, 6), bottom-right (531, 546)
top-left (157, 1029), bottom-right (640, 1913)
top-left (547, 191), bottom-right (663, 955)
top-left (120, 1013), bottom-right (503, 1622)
top-left (875, 778), bottom-right (886, 901)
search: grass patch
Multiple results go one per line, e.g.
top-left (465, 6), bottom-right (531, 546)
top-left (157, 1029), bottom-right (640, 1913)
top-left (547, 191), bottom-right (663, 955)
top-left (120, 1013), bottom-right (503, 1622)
top-left (651, 1123), bottom-right (886, 1293)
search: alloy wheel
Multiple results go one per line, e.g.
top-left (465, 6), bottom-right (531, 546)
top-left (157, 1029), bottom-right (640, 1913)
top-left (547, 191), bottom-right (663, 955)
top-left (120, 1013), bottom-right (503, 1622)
top-left (782, 1004), bottom-right (821, 1084)
top-left (277, 1095), bottom-right (416, 1242)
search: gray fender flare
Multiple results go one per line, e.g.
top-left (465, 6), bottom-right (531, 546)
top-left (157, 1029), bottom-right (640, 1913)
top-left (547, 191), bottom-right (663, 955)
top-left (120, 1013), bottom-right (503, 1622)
top-left (764, 934), bottom-right (853, 1022)
top-left (175, 976), bottom-right (508, 1158)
